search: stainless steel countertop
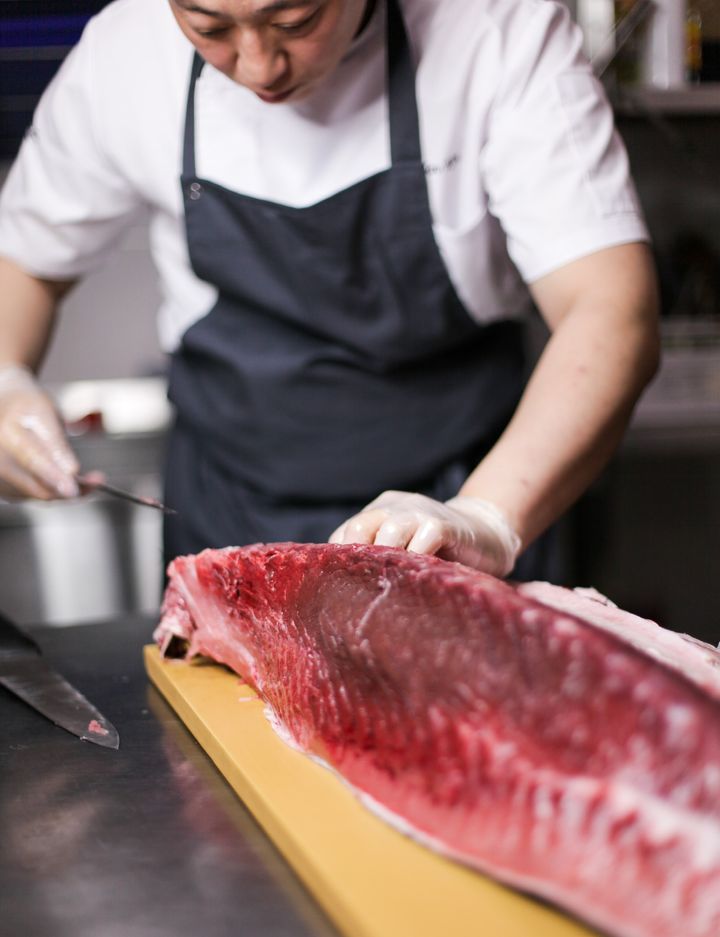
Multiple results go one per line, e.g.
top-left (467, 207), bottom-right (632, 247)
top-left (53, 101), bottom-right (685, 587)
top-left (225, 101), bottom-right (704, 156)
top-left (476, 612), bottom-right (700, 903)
top-left (0, 616), bottom-right (339, 937)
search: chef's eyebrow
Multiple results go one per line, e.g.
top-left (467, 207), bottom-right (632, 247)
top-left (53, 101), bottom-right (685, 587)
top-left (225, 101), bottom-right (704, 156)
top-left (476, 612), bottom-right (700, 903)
top-left (175, 0), bottom-right (315, 15)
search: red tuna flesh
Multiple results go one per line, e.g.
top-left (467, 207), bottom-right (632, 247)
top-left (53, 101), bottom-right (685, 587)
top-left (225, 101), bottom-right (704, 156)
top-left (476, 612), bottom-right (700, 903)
top-left (154, 542), bottom-right (720, 937)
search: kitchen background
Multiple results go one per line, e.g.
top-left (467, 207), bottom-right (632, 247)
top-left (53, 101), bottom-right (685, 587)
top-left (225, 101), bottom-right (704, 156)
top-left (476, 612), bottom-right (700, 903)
top-left (0, 0), bottom-right (718, 643)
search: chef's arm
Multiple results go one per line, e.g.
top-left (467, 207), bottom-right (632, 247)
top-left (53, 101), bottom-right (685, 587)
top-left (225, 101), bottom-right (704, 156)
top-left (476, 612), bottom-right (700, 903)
top-left (0, 255), bottom-right (81, 499)
top-left (331, 242), bottom-right (660, 576)
top-left (458, 241), bottom-right (660, 548)
top-left (0, 256), bottom-right (75, 367)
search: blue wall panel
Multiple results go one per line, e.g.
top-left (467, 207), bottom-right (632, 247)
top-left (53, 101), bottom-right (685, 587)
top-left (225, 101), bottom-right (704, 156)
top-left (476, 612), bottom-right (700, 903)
top-left (0, 3), bottom-right (113, 157)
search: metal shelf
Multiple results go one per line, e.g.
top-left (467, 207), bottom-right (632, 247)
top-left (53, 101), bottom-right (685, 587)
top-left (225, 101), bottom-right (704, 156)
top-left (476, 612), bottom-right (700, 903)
top-left (614, 83), bottom-right (720, 116)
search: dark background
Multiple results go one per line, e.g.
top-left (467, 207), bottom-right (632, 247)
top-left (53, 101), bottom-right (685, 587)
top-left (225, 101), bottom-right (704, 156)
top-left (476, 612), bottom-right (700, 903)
top-left (0, 1), bottom-right (113, 157)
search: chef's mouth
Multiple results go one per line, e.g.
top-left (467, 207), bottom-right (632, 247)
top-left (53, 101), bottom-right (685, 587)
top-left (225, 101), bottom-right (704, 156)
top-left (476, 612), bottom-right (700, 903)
top-left (254, 84), bottom-right (299, 104)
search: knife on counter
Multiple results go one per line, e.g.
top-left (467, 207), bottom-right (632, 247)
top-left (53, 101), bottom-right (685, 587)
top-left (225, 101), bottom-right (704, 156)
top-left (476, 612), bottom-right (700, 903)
top-left (0, 609), bottom-right (119, 749)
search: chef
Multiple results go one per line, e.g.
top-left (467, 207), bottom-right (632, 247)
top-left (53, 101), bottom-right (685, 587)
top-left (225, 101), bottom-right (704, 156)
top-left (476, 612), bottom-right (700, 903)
top-left (0, 0), bottom-right (659, 578)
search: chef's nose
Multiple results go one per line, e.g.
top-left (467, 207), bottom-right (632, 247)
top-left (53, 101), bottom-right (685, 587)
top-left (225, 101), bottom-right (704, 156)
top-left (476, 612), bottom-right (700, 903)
top-left (234, 28), bottom-right (288, 89)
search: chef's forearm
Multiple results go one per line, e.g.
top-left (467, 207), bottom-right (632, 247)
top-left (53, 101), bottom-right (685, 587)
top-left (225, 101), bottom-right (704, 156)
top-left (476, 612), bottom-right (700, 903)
top-left (459, 246), bottom-right (660, 550)
top-left (0, 256), bottom-right (75, 371)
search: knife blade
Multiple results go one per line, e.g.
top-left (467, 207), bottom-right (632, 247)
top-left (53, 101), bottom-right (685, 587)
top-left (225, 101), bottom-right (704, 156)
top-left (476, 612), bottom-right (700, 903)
top-left (76, 473), bottom-right (176, 515)
top-left (0, 609), bottom-right (119, 749)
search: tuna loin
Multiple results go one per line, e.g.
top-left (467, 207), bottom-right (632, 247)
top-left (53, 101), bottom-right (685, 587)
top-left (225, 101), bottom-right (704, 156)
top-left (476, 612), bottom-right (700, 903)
top-left (155, 542), bottom-right (720, 937)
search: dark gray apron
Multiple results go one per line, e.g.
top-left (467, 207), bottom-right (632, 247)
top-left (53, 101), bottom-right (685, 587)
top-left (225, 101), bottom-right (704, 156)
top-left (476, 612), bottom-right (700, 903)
top-left (164, 0), bottom-right (526, 565)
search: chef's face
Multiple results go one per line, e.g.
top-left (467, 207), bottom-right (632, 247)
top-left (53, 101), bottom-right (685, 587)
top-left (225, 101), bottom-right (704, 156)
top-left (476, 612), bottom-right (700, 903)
top-left (169, 0), bottom-right (370, 103)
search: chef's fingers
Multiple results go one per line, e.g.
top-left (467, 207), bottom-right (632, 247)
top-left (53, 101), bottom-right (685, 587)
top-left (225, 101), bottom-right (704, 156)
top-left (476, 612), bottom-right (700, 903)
top-left (2, 441), bottom-right (76, 498)
top-left (373, 514), bottom-right (418, 549)
top-left (0, 366), bottom-right (80, 500)
top-left (406, 516), bottom-right (446, 556)
top-left (76, 470), bottom-right (109, 500)
top-left (0, 455), bottom-right (60, 500)
top-left (1, 408), bottom-right (78, 499)
top-left (332, 508), bottom-right (388, 545)
top-left (6, 416), bottom-right (79, 498)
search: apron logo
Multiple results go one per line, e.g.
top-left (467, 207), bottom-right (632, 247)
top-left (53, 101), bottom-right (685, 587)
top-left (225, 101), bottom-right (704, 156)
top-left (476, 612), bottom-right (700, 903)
top-left (423, 154), bottom-right (460, 175)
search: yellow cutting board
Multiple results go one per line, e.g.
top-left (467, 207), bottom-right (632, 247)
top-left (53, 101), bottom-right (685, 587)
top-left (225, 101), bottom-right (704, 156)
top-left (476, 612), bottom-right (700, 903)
top-left (145, 646), bottom-right (601, 937)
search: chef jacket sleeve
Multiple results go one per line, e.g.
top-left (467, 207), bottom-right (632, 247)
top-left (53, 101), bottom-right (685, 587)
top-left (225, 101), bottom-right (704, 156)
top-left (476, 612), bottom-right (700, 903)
top-left (482, 1), bottom-right (648, 284)
top-left (0, 19), bottom-right (143, 280)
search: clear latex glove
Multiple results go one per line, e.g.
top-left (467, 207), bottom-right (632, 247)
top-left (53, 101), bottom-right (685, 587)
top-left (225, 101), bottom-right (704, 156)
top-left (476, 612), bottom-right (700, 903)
top-left (0, 364), bottom-right (79, 500)
top-left (329, 490), bottom-right (521, 577)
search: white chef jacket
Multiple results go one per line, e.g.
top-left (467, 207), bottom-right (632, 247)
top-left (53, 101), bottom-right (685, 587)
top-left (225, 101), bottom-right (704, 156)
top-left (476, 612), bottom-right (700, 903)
top-left (0, 0), bottom-right (648, 353)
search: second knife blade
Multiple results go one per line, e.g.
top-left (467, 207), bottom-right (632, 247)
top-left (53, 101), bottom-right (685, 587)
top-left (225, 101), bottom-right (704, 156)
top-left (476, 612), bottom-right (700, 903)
top-left (0, 657), bottom-right (119, 749)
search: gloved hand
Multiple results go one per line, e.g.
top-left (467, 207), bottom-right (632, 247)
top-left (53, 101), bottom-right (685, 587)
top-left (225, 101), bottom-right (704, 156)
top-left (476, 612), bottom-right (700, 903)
top-left (329, 490), bottom-right (521, 577)
top-left (0, 364), bottom-right (79, 501)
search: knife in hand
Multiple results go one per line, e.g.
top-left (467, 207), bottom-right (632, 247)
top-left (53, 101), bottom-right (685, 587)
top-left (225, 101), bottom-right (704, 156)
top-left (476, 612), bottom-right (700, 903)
top-left (0, 609), bottom-right (119, 749)
top-left (76, 472), bottom-right (176, 515)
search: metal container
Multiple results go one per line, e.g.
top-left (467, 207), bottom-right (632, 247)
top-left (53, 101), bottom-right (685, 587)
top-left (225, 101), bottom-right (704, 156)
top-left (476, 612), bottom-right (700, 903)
top-left (0, 430), bottom-right (167, 627)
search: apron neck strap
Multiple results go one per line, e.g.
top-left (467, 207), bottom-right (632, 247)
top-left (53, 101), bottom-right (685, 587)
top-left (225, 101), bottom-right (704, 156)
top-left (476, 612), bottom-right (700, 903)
top-left (386, 0), bottom-right (421, 165)
top-left (181, 0), bottom-right (421, 179)
top-left (182, 51), bottom-right (205, 179)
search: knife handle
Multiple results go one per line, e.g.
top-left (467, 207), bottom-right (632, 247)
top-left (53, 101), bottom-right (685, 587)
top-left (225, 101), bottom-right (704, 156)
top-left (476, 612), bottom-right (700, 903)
top-left (0, 608), bottom-right (41, 658)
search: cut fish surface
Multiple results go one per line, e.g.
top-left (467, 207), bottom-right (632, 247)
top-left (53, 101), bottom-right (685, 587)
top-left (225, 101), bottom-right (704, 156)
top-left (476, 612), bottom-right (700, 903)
top-left (155, 542), bottom-right (720, 937)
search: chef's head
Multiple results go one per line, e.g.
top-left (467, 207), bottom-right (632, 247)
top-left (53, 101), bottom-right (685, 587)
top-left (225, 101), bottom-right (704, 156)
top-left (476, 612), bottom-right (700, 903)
top-left (169, 0), bottom-right (371, 103)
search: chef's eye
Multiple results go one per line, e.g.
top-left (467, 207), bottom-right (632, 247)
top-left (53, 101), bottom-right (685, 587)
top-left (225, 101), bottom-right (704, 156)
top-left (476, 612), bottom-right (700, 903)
top-left (197, 26), bottom-right (231, 38)
top-left (274, 8), bottom-right (320, 34)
